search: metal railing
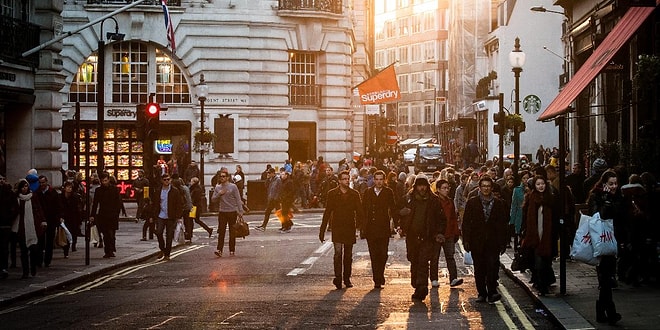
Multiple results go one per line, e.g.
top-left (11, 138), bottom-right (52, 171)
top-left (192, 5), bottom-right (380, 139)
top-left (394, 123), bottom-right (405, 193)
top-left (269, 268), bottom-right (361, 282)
top-left (86, 0), bottom-right (181, 5)
top-left (0, 16), bottom-right (40, 67)
top-left (278, 0), bottom-right (342, 14)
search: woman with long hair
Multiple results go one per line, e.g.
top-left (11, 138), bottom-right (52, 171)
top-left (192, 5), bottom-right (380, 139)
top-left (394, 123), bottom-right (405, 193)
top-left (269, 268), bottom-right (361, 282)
top-left (587, 169), bottom-right (622, 325)
top-left (521, 175), bottom-right (556, 295)
top-left (60, 181), bottom-right (83, 257)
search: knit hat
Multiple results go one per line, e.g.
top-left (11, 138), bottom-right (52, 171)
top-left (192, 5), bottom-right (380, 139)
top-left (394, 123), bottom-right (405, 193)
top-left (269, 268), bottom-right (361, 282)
top-left (414, 173), bottom-right (430, 187)
top-left (26, 174), bottom-right (40, 192)
top-left (592, 158), bottom-right (608, 175)
top-left (398, 172), bottom-right (407, 182)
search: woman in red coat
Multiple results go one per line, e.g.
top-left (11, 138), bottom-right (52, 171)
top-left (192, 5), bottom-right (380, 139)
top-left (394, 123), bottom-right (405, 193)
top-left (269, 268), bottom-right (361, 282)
top-left (432, 179), bottom-right (464, 287)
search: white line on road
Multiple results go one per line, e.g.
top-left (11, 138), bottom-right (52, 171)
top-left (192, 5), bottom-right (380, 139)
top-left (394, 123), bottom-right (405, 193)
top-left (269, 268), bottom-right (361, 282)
top-left (287, 241), bottom-right (332, 276)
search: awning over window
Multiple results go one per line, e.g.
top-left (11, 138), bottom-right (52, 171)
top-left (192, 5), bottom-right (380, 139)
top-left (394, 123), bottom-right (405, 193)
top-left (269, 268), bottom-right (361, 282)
top-left (538, 6), bottom-right (656, 121)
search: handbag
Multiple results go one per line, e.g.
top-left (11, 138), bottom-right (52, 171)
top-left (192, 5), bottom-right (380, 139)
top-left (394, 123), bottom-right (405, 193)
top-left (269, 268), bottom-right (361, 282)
top-left (232, 215), bottom-right (250, 238)
top-left (173, 222), bottom-right (186, 245)
top-left (463, 251), bottom-right (473, 265)
top-left (189, 206), bottom-right (197, 218)
top-left (570, 213), bottom-right (599, 265)
top-left (588, 212), bottom-right (617, 257)
top-left (90, 225), bottom-right (99, 245)
top-left (55, 227), bottom-right (68, 248)
top-left (511, 246), bottom-right (535, 272)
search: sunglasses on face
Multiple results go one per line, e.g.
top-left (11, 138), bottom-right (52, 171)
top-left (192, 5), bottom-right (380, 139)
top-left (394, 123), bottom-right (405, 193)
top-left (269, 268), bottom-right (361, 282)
top-left (163, 178), bottom-right (171, 181)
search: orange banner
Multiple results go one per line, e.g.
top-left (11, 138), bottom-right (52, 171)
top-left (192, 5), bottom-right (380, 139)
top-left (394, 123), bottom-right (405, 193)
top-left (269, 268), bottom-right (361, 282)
top-left (356, 64), bottom-right (401, 105)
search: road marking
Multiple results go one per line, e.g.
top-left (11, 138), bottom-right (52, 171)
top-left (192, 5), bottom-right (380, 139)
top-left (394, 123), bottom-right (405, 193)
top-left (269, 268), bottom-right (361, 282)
top-left (0, 245), bottom-right (205, 314)
top-left (146, 316), bottom-right (185, 329)
top-left (287, 241), bottom-right (332, 276)
top-left (495, 300), bottom-right (519, 329)
top-left (499, 282), bottom-right (536, 329)
top-left (220, 311), bottom-right (244, 325)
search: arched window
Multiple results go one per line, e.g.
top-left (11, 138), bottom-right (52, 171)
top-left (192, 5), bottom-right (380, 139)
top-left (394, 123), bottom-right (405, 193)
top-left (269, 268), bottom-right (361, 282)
top-left (69, 41), bottom-right (190, 104)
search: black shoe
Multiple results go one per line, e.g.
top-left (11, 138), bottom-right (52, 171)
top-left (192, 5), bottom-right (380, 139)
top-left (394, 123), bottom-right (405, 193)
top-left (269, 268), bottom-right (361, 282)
top-left (412, 287), bottom-right (428, 301)
top-left (488, 293), bottom-right (502, 303)
top-left (207, 228), bottom-right (213, 237)
top-left (140, 237), bottom-right (147, 241)
top-left (344, 281), bottom-right (353, 288)
top-left (333, 278), bottom-right (342, 290)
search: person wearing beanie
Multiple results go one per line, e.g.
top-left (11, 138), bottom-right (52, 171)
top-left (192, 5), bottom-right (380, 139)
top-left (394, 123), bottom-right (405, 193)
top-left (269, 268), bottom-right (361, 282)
top-left (584, 158), bottom-right (608, 194)
top-left (462, 175), bottom-right (509, 303)
top-left (398, 173), bottom-right (447, 301)
top-left (25, 173), bottom-right (40, 193)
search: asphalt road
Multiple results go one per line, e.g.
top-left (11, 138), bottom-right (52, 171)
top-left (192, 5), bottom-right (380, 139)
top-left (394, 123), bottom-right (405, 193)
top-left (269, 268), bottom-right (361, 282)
top-left (0, 213), bottom-right (559, 329)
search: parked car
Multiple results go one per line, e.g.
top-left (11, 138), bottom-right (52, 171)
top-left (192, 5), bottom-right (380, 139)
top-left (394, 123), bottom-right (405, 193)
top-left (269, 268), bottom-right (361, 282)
top-left (403, 148), bottom-right (416, 165)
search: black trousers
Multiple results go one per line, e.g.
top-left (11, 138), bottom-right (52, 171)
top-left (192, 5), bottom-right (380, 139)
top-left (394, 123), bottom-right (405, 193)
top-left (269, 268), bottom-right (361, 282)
top-left (333, 242), bottom-right (354, 283)
top-left (261, 200), bottom-right (280, 228)
top-left (19, 241), bottom-right (39, 277)
top-left (367, 237), bottom-right (389, 285)
top-left (473, 250), bottom-right (500, 297)
top-left (406, 237), bottom-right (435, 289)
top-left (39, 223), bottom-right (56, 266)
top-left (597, 255), bottom-right (617, 308)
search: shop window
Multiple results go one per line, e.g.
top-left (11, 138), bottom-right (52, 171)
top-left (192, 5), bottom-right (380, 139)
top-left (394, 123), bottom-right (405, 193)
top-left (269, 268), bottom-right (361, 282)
top-left (69, 55), bottom-right (98, 103)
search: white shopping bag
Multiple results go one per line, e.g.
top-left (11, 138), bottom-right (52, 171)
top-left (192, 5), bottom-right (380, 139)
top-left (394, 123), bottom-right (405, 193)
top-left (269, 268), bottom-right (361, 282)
top-left (588, 212), bottom-right (618, 257)
top-left (570, 213), bottom-right (599, 265)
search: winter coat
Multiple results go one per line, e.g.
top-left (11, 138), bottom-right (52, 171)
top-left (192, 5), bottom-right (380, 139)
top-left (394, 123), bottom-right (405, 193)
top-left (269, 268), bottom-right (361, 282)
top-left (462, 193), bottom-right (509, 254)
top-left (91, 184), bottom-right (122, 230)
top-left (361, 186), bottom-right (397, 240)
top-left (320, 187), bottom-right (363, 245)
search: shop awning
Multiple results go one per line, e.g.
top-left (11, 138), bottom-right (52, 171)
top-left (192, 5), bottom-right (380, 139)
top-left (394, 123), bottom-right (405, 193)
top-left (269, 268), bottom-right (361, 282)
top-left (538, 5), bottom-right (656, 121)
top-left (399, 138), bottom-right (419, 145)
top-left (412, 138), bottom-right (433, 145)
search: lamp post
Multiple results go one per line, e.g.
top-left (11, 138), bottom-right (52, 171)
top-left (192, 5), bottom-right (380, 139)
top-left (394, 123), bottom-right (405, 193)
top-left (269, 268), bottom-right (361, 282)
top-left (197, 74), bottom-right (208, 189)
top-left (509, 37), bottom-right (525, 175)
top-left (90, 17), bottom-right (123, 266)
top-left (417, 81), bottom-right (437, 140)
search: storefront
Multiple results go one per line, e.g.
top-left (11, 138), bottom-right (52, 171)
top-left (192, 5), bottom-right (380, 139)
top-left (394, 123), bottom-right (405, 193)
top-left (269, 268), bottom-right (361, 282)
top-left (62, 120), bottom-right (191, 200)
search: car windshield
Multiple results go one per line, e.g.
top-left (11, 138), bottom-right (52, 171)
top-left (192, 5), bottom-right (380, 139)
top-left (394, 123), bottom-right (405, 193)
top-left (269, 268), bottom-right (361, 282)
top-left (419, 146), bottom-right (441, 157)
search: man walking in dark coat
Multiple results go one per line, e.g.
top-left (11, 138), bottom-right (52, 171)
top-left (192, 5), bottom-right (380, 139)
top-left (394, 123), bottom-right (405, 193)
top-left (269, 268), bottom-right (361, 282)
top-left (319, 170), bottom-right (364, 289)
top-left (0, 174), bottom-right (18, 278)
top-left (361, 170), bottom-right (398, 289)
top-left (37, 175), bottom-right (62, 267)
top-left (398, 174), bottom-right (446, 301)
top-left (462, 175), bottom-right (509, 303)
top-left (90, 172), bottom-right (122, 258)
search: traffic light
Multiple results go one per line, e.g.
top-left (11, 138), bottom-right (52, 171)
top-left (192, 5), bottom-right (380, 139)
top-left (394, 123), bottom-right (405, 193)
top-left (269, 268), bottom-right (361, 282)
top-left (493, 112), bottom-right (505, 135)
top-left (145, 102), bottom-right (160, 140)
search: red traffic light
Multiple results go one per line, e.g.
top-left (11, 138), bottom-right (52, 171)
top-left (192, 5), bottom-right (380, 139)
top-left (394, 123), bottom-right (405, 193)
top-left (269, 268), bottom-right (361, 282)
top-left (146, 103), bottom-right (160, 117)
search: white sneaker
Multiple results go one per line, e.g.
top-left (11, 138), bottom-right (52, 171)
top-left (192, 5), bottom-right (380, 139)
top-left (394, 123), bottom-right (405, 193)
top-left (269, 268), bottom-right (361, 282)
top-left (431, 280), bottom-right (439, 287)
top-left (450, 278), bottom-right (464, 287)
top-left (254, 226), bottom-right (265, 232)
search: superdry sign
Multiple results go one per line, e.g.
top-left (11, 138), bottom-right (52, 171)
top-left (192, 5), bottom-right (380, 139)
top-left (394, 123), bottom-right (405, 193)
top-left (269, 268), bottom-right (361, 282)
top-left (355, 64), bottom-right (401, 105)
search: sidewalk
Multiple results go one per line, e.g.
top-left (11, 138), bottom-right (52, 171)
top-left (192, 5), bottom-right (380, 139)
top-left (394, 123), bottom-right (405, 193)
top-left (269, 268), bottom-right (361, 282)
top-left (2, 203), bottom-right (657, 330)
top-left (499, 248), bottom-right (660, 329)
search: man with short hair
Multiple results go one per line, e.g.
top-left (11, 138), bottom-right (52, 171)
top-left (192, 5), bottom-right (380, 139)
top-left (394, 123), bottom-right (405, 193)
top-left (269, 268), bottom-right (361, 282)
top-left (255, 168), bottom-right (281, 231)
top-left (462, 175), bottom-right (509, 303)
top-left (133, 169), bottom-right (150, 221)
top-left (361, 170), bottom-right (397, 289)
top-left (153, 173), bottom-right (184, 261)
top-left (90, 173), bottom-right (122, 258)
top-left (37, 175), bottom-right (62, 266)
top-left (320, 170), bottom-right (363, 289)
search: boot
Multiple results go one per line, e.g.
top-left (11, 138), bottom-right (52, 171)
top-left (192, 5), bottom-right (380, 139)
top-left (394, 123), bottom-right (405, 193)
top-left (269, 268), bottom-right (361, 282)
top-left (596, 300), bottom-right (607, 323)
top-left (606, 301), bottom-right (622, 325)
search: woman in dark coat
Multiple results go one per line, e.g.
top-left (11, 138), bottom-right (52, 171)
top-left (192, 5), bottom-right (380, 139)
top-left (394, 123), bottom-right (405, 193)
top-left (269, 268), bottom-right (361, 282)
top-left (587, 169), bottom-right (623, 325)
top-left (12, 179), bottom-right (46, 279)
top-left (521, 175), bottom-right (557, 295)
top-left (60, 181), bottom-right (83, 256)
top-left (189, 177), bottom-right (213, 237)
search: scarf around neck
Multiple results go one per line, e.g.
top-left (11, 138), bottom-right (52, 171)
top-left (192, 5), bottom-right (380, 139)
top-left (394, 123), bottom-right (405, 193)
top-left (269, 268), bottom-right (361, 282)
top-left (13, 193), bottom-right (39, 247)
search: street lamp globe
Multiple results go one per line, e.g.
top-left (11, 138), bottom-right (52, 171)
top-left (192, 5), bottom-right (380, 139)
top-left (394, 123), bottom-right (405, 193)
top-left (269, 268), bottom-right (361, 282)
top-left (509, 37), bottom-right (526, 69)
top-left (197, 74), bottom-right (208, 101)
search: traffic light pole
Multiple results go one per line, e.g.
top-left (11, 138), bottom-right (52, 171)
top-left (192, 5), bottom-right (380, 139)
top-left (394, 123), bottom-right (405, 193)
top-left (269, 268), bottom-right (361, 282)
top-left (498, 93), bottom-right (504, 178)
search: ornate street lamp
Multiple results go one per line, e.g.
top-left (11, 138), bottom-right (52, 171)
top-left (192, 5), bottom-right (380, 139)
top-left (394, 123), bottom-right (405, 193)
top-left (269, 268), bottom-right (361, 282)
top-left (196, 74), bottom-right (209, 188)
top-left (509, 37), bottom-right (525, 175)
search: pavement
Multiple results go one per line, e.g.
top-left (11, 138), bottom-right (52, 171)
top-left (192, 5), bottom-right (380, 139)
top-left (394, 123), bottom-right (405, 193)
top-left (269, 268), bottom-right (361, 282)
top-left (1, 203), bottom-right (658, 329)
